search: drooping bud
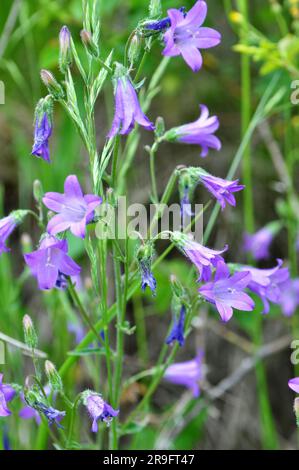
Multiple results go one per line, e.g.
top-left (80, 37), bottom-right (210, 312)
top-left (80, 30), bottom-right (99, 58)
top-left (23, 314), bottom-right (38, 349)
top-left (33, 179), bottom-right (44, 204)
top-left (137, 242), bottom-right (157, 296)
top-left (45, 360), bottom-right (63, 393)
top-left (59, 26), bottom-right (72, 73)
top-left (40, 70), bottom-right (64, 99)
top-left (128, 33), bottom-right (142, 66)
top-left (149, 0), bottom-right (162, 18)
top-left (32, 96), bottom-right (54, 163)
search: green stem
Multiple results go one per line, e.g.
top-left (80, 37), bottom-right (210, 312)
top-left (133, 294), bottom-right (149, 366)
top-left (68, 281), bottom-right (104, 347)
top-left (149, 143), bottom-right (159, 202)
top-left (111, 135), bottom-right (120, 188)
top-left (134, 49), bottom-right (149, 83)
top-left (66, 394), bottom-right (82, 449)
top-left (252, 316), bottom-right (278, 449)
top-left (239, 0), bottom-right (254, 235)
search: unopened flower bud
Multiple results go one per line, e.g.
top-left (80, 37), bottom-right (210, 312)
top-left (45, 360), bottom-right (63, 392)
top-left (33, 179), bottom-right (44, 204)
top-left (23, 314), bottom-right (38, 349)
top-left (128, 33), bottom-right (142, 65)
top-left (149, 0), bottom-right (162, 18)
top-left (40, 70), bottom-right (64, 99)
top-left (137, 242), bottom-right (156, 296)
top-left (59, 25), bottom-right (72, 73)
top-left (80, 30), bottom-right (99, 58)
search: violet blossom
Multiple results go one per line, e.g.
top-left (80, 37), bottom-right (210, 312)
top-left (199, 261), bottom-right (255, 322)
top-left (164, 350), bottom-right (203, 397)
top-left (166, 305), bottom-right (186, 347)
top-left (243, 227), bottom-right (275, 261)
top-left (108, 65), bottom-right (154, 138)
top-left (137, 243), bottom-right (157, 295)
top-left (278, 278), bottom-right (299, 317)
top-left (162, 1), bottom-right (221, 72)
top-left (240, 260), bottom-right (289, 314)
top-left (84, 392), bottom-right (119, 432)
top-left (0, 216), bottom-right (17, 256)
top-left (0, 374), bottom-right (16, 417)
top-left (32, 112), bottom-right (53, 162)
top-left (140, 260), bottom-right (157, 295)
top-left (33, 402), bottom-right (65, 428)
top-left (164, 105), bottom-right (221, 157)
top-left (174, 232), bottom-right (227, 282)
top-left (289, 378), bottom-right (299, 394)
top-left (199, 173), bottom-right (244, 210)
top-left (43, 175), bottom-right (102, 239)
top-left (24, 235), bottom-right (81, 290)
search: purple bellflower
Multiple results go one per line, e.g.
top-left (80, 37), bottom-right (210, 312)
top-left (0, 374), bottom-right (16, 417)
top-left (166, 305), bottom-right (186, 347)
top-left (164, 350), bottom-right (203, 397)
top-left (174, 232), bottom-right (227, 282)
top-left (140, 260), bottom-right (157, 295)
top-left (279, 278), bottom-right (299, 317)
top-left (0, 216), bottom-right (17, 256)
top-left (24, 235), bottom-right (81, 290)
top-left (108, 65), bottom-right (154, 138)
top-left (243, 227), bottom-right (275, 261)
top-left (162, 1), bottom-right (221, 72)
top-left (0, 210), bottom-right (28, 256)
top-left (240, 260), bottom-right (289, 314)
top-left (32, 112), bottom-right (52, 162)
top-left (199, 261), bottom-right (255, 322)
top-left (43, 175), bottom-right (102, 239)
top-left (137, 243), bottom-right (157, 295)
top-left (289, 378), bottom-right (299, 394)
top-left (85, 393), bottom-right (119, 432)
top-left (33, 402), bottom-right (65, 428)
top-left (199, 173), bottom-right (244, 210)
top-left (164, 105), bottom-right (221, 158)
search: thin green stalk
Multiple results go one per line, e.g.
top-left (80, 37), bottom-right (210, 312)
top-left (112, 135), bottom-right (120, 188)
top-left (238, 0), bottom-right (254, 235)
top-left (134, 49), bottom-right (149, 83)
top-left (284, 103), bottom-right (299, 386)
top-left (98, 239), bottom-right (113, 403)
top-left (239, 2), bottom-right (276, 446)
top-left (149, 143), bottom-right (159, 202)
top-left (68, 281), bottom-right (104, 347)
top-left (133, 294), bottom-right (149, 366)
top-left (66, 394), bottom-right (82, 449)
top-left (252, 315), bottom-right (278, 449)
